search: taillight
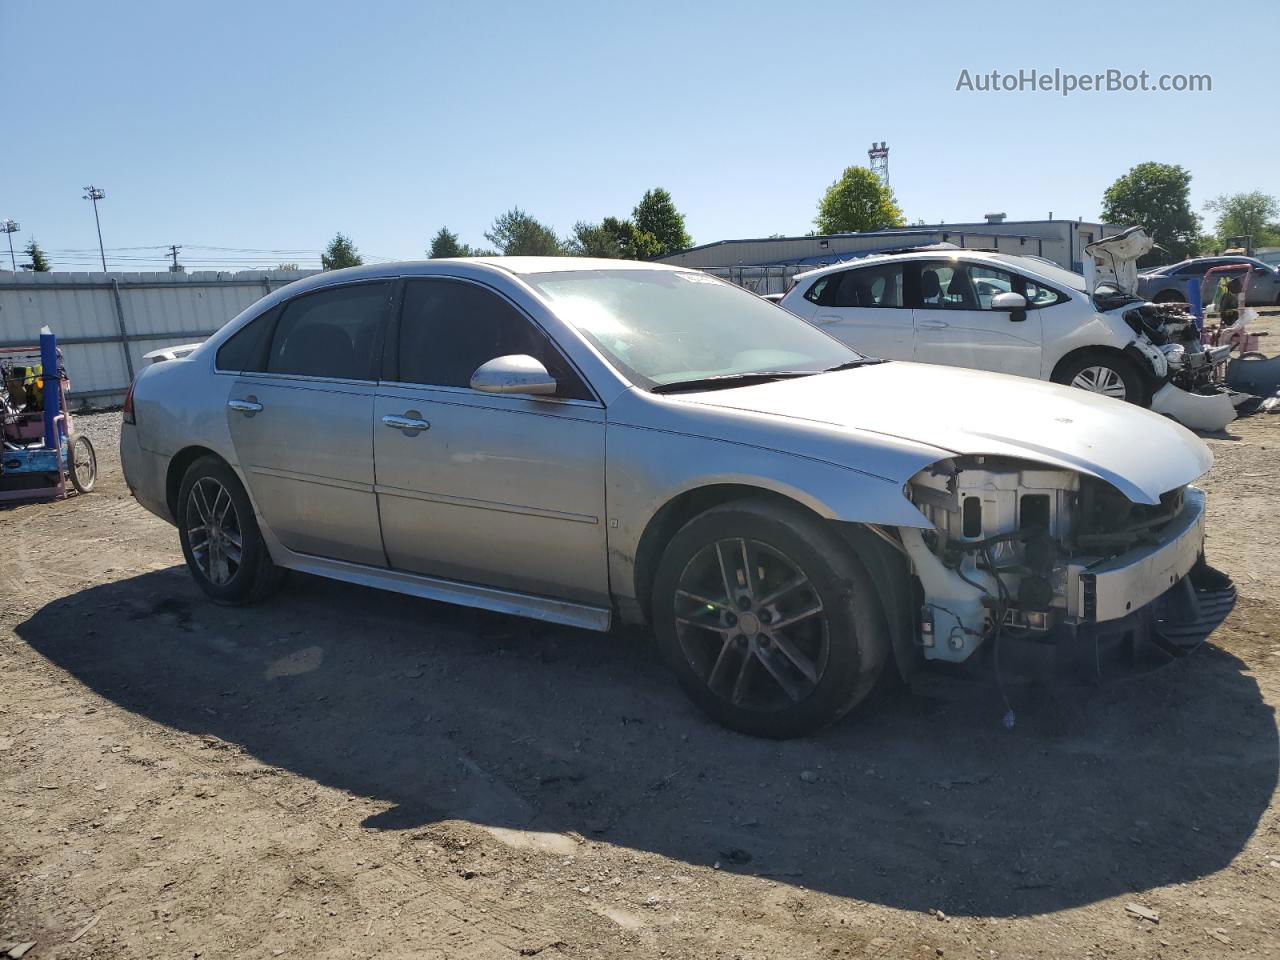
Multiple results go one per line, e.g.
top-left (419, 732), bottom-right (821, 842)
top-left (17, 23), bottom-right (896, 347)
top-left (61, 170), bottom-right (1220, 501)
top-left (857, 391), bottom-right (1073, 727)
top-left (122, 378), bottom-right (137, 424)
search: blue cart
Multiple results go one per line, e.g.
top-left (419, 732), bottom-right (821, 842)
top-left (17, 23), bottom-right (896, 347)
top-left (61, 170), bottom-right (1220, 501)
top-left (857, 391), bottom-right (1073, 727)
top-left (1, 329), bottom-right (97, 504)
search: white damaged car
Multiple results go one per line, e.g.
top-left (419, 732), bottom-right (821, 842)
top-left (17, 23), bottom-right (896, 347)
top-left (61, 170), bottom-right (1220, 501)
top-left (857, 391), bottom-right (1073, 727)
top-left (779, 228), bottom-right (1238, 430)
top-left (121, 258), bottom-right (1233, 738)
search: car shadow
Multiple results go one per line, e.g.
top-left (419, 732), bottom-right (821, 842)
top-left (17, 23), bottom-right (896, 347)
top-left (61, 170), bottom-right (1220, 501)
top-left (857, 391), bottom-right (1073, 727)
top-left (17, 567), bottom-right (1277, 919)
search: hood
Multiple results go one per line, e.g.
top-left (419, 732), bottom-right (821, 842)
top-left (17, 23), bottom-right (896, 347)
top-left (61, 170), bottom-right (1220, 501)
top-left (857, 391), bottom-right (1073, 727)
top-left (678, 362), bottom-right (1211, 505)
top-left (1085, 225), bottom-right (1153, 298)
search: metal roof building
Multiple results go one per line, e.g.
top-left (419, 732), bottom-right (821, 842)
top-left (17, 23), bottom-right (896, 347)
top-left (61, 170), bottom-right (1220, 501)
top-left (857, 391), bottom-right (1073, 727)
top-left (659, 218), bottom-right (1117, 275)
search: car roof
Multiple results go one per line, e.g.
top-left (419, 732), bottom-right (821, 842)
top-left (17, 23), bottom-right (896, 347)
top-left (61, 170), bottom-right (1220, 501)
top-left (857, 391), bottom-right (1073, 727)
top-left (462, 256), bottom-right (683, 275)
top-left (259, 257), bottom-right (692, 302)
top-left (792, 249), bottom-right (1085, 290)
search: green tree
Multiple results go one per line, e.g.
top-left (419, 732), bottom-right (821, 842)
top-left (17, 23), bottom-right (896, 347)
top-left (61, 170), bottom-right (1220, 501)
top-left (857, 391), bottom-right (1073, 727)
top-left (23, 238), bottom-right (51, 272)
top-left (484, 208), bottom-right (564, 256)
top-left (815, 166), bottom-right (904, 234)
top-left (428, 227), bottom-right (463, 258)
top-left (1100, 163), bottom-right (1202, 265)
top-left (567, 221), bottom-right (624, 258)
top-left (1204, 191), bottom-right (1280, 249)
top-left (320, 232), bottom-right (363, 270)
top-left (567, 217), bottom-right (661, 259)
top-left (632, 188), bottom-right (691, 256)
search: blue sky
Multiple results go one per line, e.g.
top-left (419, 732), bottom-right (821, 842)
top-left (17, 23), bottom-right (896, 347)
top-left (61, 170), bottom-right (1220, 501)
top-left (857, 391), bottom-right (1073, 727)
top-left (3, 0), bottom-right (1277, 270)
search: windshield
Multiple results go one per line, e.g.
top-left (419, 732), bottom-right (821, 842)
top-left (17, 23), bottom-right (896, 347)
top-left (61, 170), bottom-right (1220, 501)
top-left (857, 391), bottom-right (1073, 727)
top-left (989, 254), bottom-right (1087, 292)
top-left (525, 269), bottom-right (861, 387)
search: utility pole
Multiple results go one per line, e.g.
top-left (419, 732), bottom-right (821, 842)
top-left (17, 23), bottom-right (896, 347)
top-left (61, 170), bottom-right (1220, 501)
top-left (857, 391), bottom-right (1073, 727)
top-left (82, 185), bottom-right (107, 271)
top-left (0, 219), bottom-right (19, 271)
top-left (167, 243), bottom-right (183, 272)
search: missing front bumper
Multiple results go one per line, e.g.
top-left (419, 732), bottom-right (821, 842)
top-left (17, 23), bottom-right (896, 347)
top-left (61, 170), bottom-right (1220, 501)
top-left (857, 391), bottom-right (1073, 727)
top-left (1067, 487), bottom-right (1207, 623)
top-left (997, 560), bottom-right (1235, 682)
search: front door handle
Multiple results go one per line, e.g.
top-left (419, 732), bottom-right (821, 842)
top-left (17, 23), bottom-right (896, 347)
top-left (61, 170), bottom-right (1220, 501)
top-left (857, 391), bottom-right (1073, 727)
top-left (382, 412), bottom-right (430, 436)
top-left (227, 398), bottom-right (263, 414)
top-left (917, 320), bottom-right (949, 330)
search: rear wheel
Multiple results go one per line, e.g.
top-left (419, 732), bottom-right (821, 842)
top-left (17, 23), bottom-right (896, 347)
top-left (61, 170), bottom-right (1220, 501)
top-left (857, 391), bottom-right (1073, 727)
top-left (177, 456), bottom-right (285, 605)
top-left (69, 435), bottom-right (96, 494)
top-left (1053, 351), bottom-right (1146, 405)
top-left (652, 498), bottom-right (888, 738)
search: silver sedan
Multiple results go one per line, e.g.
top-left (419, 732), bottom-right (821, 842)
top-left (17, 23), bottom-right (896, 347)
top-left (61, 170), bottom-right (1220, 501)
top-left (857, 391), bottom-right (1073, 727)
top-left (122, 258), bottom-right (1220, 737)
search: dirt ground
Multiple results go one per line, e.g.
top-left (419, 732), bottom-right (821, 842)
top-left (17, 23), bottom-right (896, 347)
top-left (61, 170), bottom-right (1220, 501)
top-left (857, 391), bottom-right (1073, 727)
top-left (3, 330), bottom-right (1279, 960)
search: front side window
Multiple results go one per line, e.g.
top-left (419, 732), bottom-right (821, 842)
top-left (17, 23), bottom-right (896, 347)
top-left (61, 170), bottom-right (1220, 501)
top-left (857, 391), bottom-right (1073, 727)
top-left (266, 282), bottom-right (391, 380)
top-left (525, 269), bottom-right (860, 388)
top-left (916, 262), bottom-right (1015, 310)
top-left (1021, 277), bottom-right (1066, 307)
top-left (396, 279), bottom-right (592, 400)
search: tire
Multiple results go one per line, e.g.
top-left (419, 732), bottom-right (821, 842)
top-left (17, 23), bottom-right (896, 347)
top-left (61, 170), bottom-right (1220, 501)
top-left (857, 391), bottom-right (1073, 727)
top-left (652, 498), bottom-right (889, 739)
top-left (177, 455), bottom-right (285, 605)
top-left (1052, 351), bottom-right (1147, 405)
top-left (68, 435), bottom-right (96, 494)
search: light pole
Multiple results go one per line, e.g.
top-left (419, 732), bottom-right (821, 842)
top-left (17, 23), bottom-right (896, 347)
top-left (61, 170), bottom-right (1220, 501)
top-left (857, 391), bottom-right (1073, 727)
top-left (82, 185), bottom-right (107, 271)
top-left (0, 219), bottom-right (18, 271)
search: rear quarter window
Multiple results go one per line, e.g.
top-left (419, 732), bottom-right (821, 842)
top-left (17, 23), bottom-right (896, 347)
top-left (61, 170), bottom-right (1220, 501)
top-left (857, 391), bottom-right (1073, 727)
top-left (215, 308), bottom-right (276, 373)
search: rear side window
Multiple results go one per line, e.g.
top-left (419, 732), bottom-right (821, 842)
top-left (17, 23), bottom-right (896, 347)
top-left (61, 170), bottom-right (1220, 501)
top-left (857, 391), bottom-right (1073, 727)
top-left (829, 263), bottom-right (903, 308)
top-left (215, 308), bottom-right (275, 372)
top-left (396, 278), bottom-right (592, 400)
top-left (266, 282), bottom-right (391, 380)
top-left (803, 275), bottom-right (834, 303)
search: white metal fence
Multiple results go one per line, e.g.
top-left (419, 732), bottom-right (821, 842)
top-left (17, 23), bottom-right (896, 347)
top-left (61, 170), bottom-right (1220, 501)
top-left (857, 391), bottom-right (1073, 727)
top-left (0, 269), bottom-right (317, 404)
top-left (701, 264), bottom-right (815, 296)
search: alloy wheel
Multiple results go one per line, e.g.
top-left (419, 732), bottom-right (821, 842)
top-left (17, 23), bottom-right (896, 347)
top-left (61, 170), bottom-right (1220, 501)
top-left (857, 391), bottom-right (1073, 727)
top-left (1070, 365), bottom-right (1127, 399)
top-left (673, 537), bottom-right (829, 711)
top-left (187, 477), bottom-right (243, 586)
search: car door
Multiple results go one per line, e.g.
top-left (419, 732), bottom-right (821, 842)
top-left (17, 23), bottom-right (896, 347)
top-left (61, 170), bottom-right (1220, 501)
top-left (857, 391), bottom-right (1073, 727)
top-left (805, 261), bottom-right (912, 359)
top-left (225, 280), bottom-right (391, 567)
top-left (373, 277), bottom-right (609, 605)
top-left (910, 260), bottom-right (1043, 378)
top-left (1246, 261), bottom-right (1280, 305)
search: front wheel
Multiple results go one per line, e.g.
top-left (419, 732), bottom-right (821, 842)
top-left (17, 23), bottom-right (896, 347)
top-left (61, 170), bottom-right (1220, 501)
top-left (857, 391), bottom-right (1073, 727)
top-left (1053, 352), bottom-right (1147, 405)
top-left (652, 498), bottom-right (888, 739)
top-left (177, 455), bottom-right (285, 605)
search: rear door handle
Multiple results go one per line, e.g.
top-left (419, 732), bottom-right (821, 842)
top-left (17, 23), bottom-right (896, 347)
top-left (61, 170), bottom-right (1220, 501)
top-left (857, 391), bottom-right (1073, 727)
top-left (382, 412), bottom-right (430, 435)
top-left (227, 398), bottom-right (263, 414)
top-left (917, 320), bottom-right (949, 330)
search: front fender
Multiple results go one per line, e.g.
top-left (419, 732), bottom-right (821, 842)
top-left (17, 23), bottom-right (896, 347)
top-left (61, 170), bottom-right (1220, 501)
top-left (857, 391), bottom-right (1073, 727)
top-left (605, 421), bottom-right (936, 611)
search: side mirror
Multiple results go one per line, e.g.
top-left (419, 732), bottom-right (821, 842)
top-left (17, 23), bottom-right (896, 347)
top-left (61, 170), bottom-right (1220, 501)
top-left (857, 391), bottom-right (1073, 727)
top-left (990, 290), bottom-right (1027, 323)
top-left (470, 354), bottom-right (558, 396)
top-left (990, 291), bottom-right (1027, 310)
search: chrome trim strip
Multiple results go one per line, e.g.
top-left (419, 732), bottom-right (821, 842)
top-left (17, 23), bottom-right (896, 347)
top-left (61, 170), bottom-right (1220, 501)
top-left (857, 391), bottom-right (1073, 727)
top-left (373, 483), bottom-right (599, 524)
top-left (248, 465), bottom-right (372, 493)
top-left (378, 381), bottom-right (603, 410)
top-left (281, 553), bottom-right (611, 632)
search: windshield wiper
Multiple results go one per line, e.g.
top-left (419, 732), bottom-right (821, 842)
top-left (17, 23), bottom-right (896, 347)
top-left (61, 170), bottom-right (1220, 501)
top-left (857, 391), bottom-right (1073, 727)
top-left (650, 371), bottom-right (817, 395)
top-left (822, 358), bottom-right (886, 372)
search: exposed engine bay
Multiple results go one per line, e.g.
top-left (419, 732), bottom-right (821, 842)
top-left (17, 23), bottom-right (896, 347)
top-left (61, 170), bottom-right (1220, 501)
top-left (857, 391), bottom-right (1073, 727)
top-left (1087, 227), bottom-right (1241, 430)
top-left (900, 456), bottom-right (1208, 667)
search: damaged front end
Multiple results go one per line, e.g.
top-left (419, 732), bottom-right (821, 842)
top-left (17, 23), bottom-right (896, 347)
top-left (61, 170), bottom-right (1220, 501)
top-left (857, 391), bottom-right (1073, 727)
top-left (900, 455), bottom-right (1233, 680)
top-left (1088, 227), bottom-right (1241, 431)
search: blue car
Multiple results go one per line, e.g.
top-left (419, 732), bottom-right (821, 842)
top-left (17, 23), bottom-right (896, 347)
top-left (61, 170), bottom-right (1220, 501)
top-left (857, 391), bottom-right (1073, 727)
top-left (1137, 256), bottom-right (1280, 306)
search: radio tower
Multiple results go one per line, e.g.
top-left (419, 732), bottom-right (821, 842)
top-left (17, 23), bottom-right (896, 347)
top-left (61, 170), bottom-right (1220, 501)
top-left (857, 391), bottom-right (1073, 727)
top-left (868, 141), bottom-right (890, 187)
